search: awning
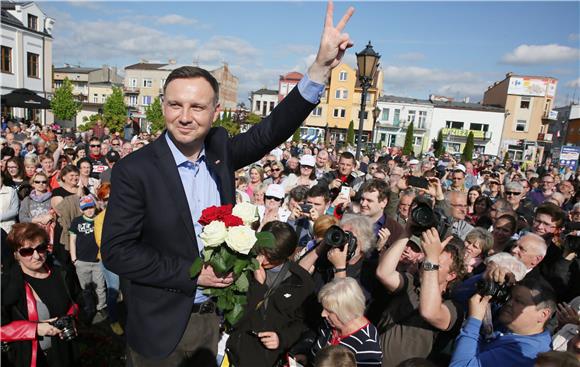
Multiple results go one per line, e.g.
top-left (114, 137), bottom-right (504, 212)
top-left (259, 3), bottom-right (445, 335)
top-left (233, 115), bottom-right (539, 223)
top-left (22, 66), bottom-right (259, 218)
top-left (1, 88), bottom-right (51, 109)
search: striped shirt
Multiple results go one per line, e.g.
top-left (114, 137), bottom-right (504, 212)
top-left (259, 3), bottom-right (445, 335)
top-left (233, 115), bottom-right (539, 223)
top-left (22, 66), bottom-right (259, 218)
top-left (311, 320), bottom-right (382, 366)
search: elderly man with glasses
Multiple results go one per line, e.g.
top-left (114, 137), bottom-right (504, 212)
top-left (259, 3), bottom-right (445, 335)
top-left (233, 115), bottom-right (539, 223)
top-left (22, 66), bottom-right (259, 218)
top-left (528, 173), bottom-right (556, 206)
top-left (504, 181), bottom-right (534, 227)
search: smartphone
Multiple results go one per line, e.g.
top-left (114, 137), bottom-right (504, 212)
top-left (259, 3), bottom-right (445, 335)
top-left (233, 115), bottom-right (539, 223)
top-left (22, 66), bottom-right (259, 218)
top-left (407, 176), bottom-right (429, 189)
top-left (300, 203), bottom-right (313, 213)
top-left (247, 330), bottom-right (260, 338)
top-left (340, 186), bottom-right (351, 198)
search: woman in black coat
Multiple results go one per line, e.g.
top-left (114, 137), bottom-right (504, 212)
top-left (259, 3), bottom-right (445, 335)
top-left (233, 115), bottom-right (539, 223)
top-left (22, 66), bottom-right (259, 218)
top-left (226, 221), bottom-right (315, 367)
top-left (1, 223), bottom-right (83, 367)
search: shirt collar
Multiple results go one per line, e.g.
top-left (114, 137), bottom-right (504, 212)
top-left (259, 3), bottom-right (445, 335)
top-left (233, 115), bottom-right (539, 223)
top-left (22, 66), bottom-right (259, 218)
top-left (165, 132), bottom-right (206, 166)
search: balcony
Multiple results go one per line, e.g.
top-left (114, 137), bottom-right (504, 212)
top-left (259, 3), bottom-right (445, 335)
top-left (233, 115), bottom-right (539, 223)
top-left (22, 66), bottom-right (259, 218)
top-left (537, 133), bottom-right (553, 142)
top-left (124, 86), bottom-right (140, 94)
top-left (542, 110), bottom-right (558, 123)
top-left (442, 128), bottom-right (492, 140)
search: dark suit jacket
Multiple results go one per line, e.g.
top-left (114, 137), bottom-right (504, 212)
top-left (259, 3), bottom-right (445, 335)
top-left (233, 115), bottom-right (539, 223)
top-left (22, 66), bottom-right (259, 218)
top-left (101, 87), bottom-right (316, 358)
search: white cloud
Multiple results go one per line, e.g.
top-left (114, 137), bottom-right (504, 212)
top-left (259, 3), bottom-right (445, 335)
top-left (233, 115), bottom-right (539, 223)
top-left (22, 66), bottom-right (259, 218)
top-left (569, 33), bottom-right (580, 42)
top-left (501, 44), bottom-right (580, 65)
top-left (566, 78), bottom-right (580, 88)
top-left (66, 0), bottom-right (102, 11)
top-left (156, 14), bottom-right (196, 26)
top-left (395, 52), bottom-right (425, 62)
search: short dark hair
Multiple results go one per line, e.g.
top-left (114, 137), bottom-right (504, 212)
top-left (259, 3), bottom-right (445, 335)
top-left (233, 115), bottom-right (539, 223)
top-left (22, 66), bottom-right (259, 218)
top-left (360, 179), bottom-right (390, 202)
top-left (535, 202), bottom-right (565, 228)
top-left (289, 185), bottom-right (310, 203)
top-left (58, 164), bottom-right (80, 180)
top-left (76, 157), bottom-right (93, 171)
top-left (259, 221), bottom-right (297, 263)
top-left (89, 136), bottom-right (101, 143)
top-left (339, 151), bottom-right (355, 163)
top-left (518, 276), bottom-right (557, 317)
top-left (444, 242), bottom-right (466, 289)
top-left (306, 185), bottom-right (330, 203)
top-left (495, 214), bottom-right (517, 234)
top-left (163, 66), bottom-right (220, 106)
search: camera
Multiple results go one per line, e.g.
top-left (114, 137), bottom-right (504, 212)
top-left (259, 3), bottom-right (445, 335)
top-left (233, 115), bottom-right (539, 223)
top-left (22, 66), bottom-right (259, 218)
top-left (324, 225), bottom-right (357, 261)
top-left (50, 315), bottom-right (76, 341)
top-left (564, 234), bottom-right (580, 254)
top-left (475, 280), bottom-right (511, 306)
top-left (409, 197), bottom-right (449, 240)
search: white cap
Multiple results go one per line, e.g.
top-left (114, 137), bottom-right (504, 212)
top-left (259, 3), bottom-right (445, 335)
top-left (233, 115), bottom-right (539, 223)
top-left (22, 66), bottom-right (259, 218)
top-left (300, 154), bottom-right (315, 167)
top-left (455, 164), bottom-right (466, 173)
top-left (409, 159), bottom-right (419, 165)
top-left (265, 184), bottom-right (285, 199)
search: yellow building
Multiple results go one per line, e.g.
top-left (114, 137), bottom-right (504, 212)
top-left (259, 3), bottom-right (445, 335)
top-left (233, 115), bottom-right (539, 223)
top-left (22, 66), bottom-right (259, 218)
top-left (483, 72), bottom-right (558, 161)
top-left (304, 62), bottom-right (382, 145)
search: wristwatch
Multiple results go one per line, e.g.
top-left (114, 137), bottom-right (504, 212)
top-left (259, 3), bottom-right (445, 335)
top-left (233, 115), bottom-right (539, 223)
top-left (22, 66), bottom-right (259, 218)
top-left (422, 261), bottom-right (440, 271)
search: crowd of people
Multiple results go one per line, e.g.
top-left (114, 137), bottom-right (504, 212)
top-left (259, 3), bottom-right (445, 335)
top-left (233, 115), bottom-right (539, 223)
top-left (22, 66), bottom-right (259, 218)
top-left (2, 116), bottom-right (580, 366)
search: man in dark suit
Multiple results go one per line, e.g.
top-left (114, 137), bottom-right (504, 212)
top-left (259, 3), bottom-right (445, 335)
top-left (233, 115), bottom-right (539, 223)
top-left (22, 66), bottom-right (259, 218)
top-left (101, 1), bottom-right (355, 365)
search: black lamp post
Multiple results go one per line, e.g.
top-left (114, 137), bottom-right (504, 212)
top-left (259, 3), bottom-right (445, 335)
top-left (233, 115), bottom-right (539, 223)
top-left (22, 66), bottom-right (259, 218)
top-left (355, 41), bottom-right (380, 160)
top-left (371, 105), bottom-right (380, 146)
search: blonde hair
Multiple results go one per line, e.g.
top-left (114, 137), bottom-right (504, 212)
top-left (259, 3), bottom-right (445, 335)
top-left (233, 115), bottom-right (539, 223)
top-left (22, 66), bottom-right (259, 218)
top-left (314, 345), bottom-right (356, 367)
top-left (465, 228), bottom-right (494, 255)
top-left (313, 215), bottom-right (339, 240)
top-left (318, 277), bottom-right (365, 324)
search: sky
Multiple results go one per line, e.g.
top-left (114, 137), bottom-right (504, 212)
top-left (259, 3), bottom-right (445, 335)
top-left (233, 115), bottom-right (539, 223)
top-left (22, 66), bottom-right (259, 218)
top-left (40, 1), bottom-right (580, 107)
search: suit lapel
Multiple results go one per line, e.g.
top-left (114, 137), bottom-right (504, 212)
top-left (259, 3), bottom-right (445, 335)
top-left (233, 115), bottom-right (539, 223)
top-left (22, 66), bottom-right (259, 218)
top-left (151, 135), bottom-right (197, 246)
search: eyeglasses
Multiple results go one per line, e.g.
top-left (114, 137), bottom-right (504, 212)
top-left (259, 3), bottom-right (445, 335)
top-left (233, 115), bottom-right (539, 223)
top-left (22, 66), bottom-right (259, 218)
top-left (33, 180), bottom-right (48, 184)
top-left (6, 165), bottom-right (18, 169)
top-left (533, 218), bottom-right (556, 229)
top-left (112, 143), bottom-right (121, 147)
top-left (272, 168), bottom-right (282, 172)
top-left (505, 191), bottom-right (521, 196)
top-left (450, 203), bottom-right (468, 208)
top-left (90, 144), bottom-right (101, 148)
top-left (18, 242), bottom-right (48, 257)
top-left (265, 195), bottom-right (283, 202)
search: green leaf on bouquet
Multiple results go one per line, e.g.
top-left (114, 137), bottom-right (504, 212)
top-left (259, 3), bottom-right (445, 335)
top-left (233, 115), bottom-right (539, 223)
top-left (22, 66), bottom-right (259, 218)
top-left (233, 258), bottom-right (249, 276)
top-left (219, 246), bottom-right (236, 273)
top-left (217, 294), bottom-right (233, 311)
top-left (203, 248), bottom-right (215, 262)
top-left (249, 258), bottom-right (260, 271)
top-left (255, 232), bottom-right (276, 250)
top-left (233, 294), bottom-right (248, 305)
top-left (234, 272), bottom-right (249, 292)
top-left (189, 257), bottom-right (203, 278)
top-left (226, 303), bottom-right (245, 326)
top-left (211, 252), bottom-right (228, 275)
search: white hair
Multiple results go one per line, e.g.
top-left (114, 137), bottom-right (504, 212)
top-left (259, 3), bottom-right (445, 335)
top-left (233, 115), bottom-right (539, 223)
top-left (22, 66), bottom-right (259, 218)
top-left (318, 277), bottom-right (365, 323)
top-left (484, 253), bottom-right (528, 281)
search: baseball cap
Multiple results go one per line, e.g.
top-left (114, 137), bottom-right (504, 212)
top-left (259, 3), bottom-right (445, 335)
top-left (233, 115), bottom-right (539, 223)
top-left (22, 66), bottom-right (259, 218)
top-left (79, 195), bottom-right (96, 210)
top-left (106, 150), bottom-right (121, 163)
top-left (265, 184), bottom-right (285, 199)
top-left (409, 159), bottom-right (419, 165)
top-left (454, 164), bottom-right (466, 173)
top-left (299, 155), bottom-right (315, 167)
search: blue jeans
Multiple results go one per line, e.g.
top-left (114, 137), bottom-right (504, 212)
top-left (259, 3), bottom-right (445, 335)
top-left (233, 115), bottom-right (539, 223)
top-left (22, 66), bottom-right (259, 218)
top-left (100, 262), bottom-right (120, 322)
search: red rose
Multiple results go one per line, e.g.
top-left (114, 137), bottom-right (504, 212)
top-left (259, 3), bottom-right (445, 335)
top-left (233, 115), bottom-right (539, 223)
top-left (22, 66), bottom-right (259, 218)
top-left (217, 204), bottom-right (233, 220)
top-left (222, 214), bottom-right (243, 227)
top-left (198, 206), bottom-right (222, 225)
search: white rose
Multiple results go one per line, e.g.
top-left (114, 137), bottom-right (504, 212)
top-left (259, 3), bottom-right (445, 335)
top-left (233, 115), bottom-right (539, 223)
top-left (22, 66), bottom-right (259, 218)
top-left (225, 226), bottom-right (257, 255)
top-left (200, 220), bottom-right (227, 248)
top-left (232, 202), bottom-right (259, 225)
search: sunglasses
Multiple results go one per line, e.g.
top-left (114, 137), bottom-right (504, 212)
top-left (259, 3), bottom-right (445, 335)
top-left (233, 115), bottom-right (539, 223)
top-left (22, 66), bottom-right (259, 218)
top-left (112, 143), bottom-right (121, 147)
top-left (272, 168), bottom-right (282, 172)
top-left (34, 180), bottom-right (48, 184)
top-left (90, 144), bottom-right (101, 148)
top-left (18, 242), bottom-right (48, 257)
top-left (301, 165), bottom-right (313, 169)
top-left (505, 191), bottom-right (521, 196)
top-left (265, 195), bottom-right (283, 202)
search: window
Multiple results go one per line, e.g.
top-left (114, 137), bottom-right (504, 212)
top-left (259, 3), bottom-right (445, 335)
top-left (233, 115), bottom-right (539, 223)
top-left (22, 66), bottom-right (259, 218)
top-left (381, 108), bottom-right (389, 121)
top-left (516, 120), bottom-right (527, 132)
top-left (445, 120), bottom-right (464, 129)
top-left (130, 78), bottom-right (137, 88)
top-left (312, 106), bottom-right (322, 116)
top-left (54, 80), bottom-right (62, 89)
top-left (27, 52), bottom-right (39, 78)
top-left (93, 94), bottom-right (98, 103)
top-left (393, 109), bottom-right (401, 124)
top-left (333, 108), bottom-right (346, 118)
top-left (544, 99), bottom-right (551, 117)
top-left (334, 89), bottom-right (348, 99)
top-left (339, 71), bottom-right (347, 81)
top-left (520, 97), bottom-right (530, 109)
top-left (102, 94), bottom-right (107, 103)
top-left (142, 95), bottom-right (152, 105)
top-left (27, 14), bottom-right (38, 31)
top-left (1, 46), bottom-right (11, 73)
top-left (255, 100), bottom-right (261, 111)
top-left (469, 123), bottom-right (489, 132)
top-left (142, 78), bottom-right (152, 88)
top-left (418, 111), bottom-right (427, 128)
top-left (269, 101), bottom-right (275, 112)
top-left (408, 110), bottom-right (416, 124)
top-left (128, 95), bottom-right (137, 106)
top-left (413, 136), bottom-right (423, 146)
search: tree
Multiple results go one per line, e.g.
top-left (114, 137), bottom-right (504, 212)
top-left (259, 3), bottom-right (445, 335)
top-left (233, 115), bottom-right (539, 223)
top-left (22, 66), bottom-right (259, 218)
top-left (292, 126), bottom-right (301, 142)
top-left (245, 112), bottom-right (261, 125)
top-left (146, 97), bottom-right (165, 134)
top-left (503, 151), bottom-right (510, 162)
top-left (79, 113), bottom-right (103, 132)
top-left (434, 129), bottom-right (446, 158)
top-left (462, 131), bottom-right (475, 162)
top-left (103, 86), bottom-right (127, 133)
top-left (402, 122), bottom-right (415, 156)
top-left (51, 78), bottom-right (81, 122)
top-left (214, 110), bottom-right (240, 137)
top-left (346, 120), bottom-right (355, 146)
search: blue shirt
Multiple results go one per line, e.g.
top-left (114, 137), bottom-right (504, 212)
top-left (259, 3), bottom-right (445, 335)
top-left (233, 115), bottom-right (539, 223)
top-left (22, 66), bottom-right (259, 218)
top-left (165, 74), bottom-right (324, 303)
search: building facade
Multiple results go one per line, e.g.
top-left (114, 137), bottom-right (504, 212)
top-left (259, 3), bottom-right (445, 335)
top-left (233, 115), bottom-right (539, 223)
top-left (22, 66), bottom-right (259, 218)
top-left (278, 72), bottom-right (302, 102)
top-left (550, 104), bottom-right (580, 154)
top-left (375, 95), bottom-right (433, 153)
top-left (483, 73), bottom-right (558, 160)
top-left (250, 88), bottom-right (277, 117)
top-left (1, 1), bottom-right (54, 124)
top-left (53, 65), bottom-right (123, 126)
top-left (209, 63), bottom-right (238, 110)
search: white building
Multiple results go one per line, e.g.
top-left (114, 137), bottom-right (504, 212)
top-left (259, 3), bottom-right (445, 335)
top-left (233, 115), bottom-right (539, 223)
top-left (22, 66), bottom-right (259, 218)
top-left (1, 1), bottom-right (54, 125)
top-left (429, 99), bottom-right (505, 156)
top-left (250, 88), bottom-right (277, 117)
top-left (375, 95), bottom-right (434, 153)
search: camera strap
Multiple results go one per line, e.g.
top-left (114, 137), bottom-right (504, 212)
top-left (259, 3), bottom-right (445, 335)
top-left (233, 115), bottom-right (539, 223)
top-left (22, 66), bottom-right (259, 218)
top-left (256, 262), bottom-right (290, 312)
top-left (55, 268), bottom-right (79, 318)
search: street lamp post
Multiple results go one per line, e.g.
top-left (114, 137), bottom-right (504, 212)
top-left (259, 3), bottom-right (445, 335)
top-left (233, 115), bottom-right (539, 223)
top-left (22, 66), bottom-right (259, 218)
top-left (355, 41), bottom-right (380, 160)
top-left (371, 105), bottom-right (380, 147)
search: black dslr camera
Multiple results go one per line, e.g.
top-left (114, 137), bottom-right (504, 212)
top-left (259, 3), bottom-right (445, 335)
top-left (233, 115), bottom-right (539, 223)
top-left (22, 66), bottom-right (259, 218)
top-left (563, 222), bottom-right (580, 255)
top-left (476, 280), bottom-right (511, 306)
top-left (409, 197), bottom-right (449, 240)
top-left (324, 225), bottom-right (357, 262)
top-left (50, 315), bottom-right (76, 341)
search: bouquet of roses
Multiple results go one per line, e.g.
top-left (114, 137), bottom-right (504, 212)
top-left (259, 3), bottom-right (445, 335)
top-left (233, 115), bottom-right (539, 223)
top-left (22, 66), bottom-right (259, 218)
top-left (189, 202), bottom-right (275, 329)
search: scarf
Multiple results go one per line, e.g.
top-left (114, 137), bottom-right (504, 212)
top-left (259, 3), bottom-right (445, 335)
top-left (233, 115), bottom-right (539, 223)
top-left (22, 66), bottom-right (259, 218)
top-left (30, 189), bottom-right (52, 202)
